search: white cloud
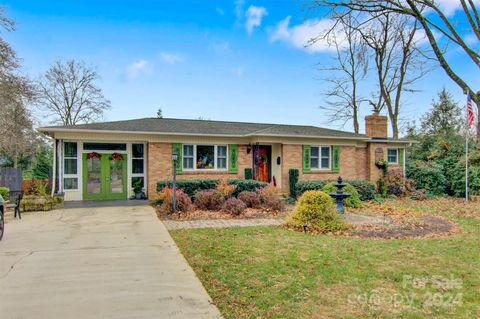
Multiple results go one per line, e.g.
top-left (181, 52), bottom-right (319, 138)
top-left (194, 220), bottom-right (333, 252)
top-left (126, 59), bottom-right (152, 81)
top-left (434, 0), bottom-right (480, 15)
top-left (245, 5), bottom-right (268, 35)
top-left (216, 7), bottom-right (225, 16)
top-left (269, 16), bottom-right (337, 53)
top-left (159, 52), bottom-right (183, 65)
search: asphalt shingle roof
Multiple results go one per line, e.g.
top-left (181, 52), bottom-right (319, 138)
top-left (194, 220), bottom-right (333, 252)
top-left (39, 117), bottom-right (367, 139)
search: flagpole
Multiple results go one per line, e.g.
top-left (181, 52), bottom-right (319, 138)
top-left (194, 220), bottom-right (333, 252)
top-left (465, 91), bottom-right (469, 202)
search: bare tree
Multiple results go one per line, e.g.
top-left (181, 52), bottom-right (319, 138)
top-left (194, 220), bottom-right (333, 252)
top-left (313, 0), bottom-right (480, 140)
top-left (316, 13), bottom-right (368, 133)
top-left (36, 59), bottom-right (111, 125)
top-left (0, 7), bottom-right (36, 167)
top-left (359, 13), bottom-right (429, 137)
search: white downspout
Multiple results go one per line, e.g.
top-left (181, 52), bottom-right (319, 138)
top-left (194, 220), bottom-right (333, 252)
top-left (51, 139), bottom-right (57, 196)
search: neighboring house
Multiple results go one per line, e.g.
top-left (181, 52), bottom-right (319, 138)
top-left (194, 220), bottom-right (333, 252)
top-left (38, 113), bottom-right (411, 201)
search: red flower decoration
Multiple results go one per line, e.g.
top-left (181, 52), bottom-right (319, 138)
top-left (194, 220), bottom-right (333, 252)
top-left (87, 152), bottom-right (101, 160)
top-left (110, 152), bottom-right (124, 161)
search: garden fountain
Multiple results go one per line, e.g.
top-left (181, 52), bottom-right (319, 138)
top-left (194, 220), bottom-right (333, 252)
top-left (329, 176), bottom-right (351, 214)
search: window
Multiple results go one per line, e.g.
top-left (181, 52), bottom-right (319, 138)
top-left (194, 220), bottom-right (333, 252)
top-left (182, 145), bottom-right (228, 170)
top-left (217, 146), bottom-right (227, 169)
top-left (388, 148), bottom-right (398, 164)
top-left (131, 143), bottom-right (145, 192)
top-left (83, 143), bottom-right (126, 151)
top-left (310, 146), bottom-right (331, 170)
top-left (183, 145), bottom-right (194, 169)
top-left (64, 142), bottom-right (78, 190)
top-left (132, 144), bottom-right (144, 174)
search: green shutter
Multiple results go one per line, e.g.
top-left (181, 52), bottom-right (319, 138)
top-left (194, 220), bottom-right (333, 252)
top-left (302, 145), bottom-right (311, 173)
top-left (228, 144), bottom-right (238, 173)
top-left (399, 148), bottom-right (405, 166)
top-left (332, 145), bottom-right (340, 173)
top-left (172, 143), bottom-right (183, 174)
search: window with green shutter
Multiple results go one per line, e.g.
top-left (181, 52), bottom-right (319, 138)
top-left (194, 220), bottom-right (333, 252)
top-left (303, 145), bottom-right (311, 173)
top-left (332, 145), bottom-right (340, 173)
top-left (172, 143), bottom-right (183, 174)
top-left (228, 144), bottom-right (238, 173)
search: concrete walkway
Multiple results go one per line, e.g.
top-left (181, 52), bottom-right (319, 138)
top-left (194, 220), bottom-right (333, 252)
top-left (0, 206), bottom-right (222, 319)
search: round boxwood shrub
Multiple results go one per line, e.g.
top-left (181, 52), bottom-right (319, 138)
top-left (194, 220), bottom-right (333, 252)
top-left (321, 182), bottom-right (362, 208)
top-left (194, 190), bottom-right (225, 211)
top-left (223, 197), bottom-right (247, 216)
top-left (284, 190), bottom-right (347, 233)
top-left (237, 191), bottom-right (261, 208)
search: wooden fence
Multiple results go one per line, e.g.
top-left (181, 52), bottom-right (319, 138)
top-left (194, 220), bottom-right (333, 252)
top-left (0, 167), bottom-right (22, 191)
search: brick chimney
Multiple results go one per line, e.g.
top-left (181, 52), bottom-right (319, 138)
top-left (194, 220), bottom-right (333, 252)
top-left (365, 113), bottom-right (388, 138)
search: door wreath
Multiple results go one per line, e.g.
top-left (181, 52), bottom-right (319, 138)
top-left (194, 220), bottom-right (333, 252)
top-left (86, 152), bottom-right (101, 160)
top-left (110, 152), bottom-right (124, 161)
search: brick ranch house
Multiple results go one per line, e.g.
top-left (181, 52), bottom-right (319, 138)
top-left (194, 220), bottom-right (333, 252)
top-left (38, 113), bottom-right (412, 201)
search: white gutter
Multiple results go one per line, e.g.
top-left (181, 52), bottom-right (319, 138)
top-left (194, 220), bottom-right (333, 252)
top-left (51, 139), bottom-right (56, 196)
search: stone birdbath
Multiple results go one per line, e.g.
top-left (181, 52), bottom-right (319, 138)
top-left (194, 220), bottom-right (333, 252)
top-left (329, 176), bottom-right (351, 214)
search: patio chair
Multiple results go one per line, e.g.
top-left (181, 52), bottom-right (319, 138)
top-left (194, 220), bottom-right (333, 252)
top-left (6, 191), bottom-right (23, 219)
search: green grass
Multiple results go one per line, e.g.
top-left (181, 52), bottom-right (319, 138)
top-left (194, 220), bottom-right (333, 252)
top-left (170, 199), bottom-right (480, 319)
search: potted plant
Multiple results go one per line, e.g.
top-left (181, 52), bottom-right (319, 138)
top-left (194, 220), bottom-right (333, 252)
top-left (133, 179), bottom-right (145, 200)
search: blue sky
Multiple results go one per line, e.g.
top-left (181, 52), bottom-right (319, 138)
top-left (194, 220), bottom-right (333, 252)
top-left (2, 0), bottom-right (478, 135)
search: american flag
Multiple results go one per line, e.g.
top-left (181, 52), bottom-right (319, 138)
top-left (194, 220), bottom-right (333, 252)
top-left (467, 92), bottom-right (475, 127)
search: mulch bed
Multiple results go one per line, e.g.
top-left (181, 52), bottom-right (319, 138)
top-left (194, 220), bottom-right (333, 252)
top-left (155, 206), bottom-right (289, 221)
top-left (345, 215), bottom-right (459, 239)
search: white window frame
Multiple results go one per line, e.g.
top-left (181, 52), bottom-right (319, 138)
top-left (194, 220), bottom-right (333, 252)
top-left (63, 141), bottom-right (79, 191)
top-left (310, 145), bottom-right (332, 170)
top-left (182, 144), bottom-right (228, 171)
top-left (387, 148), bottom-right (399, 164)
top-left (131, 143), bottom-right (146, 191)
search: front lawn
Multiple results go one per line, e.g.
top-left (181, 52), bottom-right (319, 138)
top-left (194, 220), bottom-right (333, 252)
top-left (170, 198), bottom-right (480, 319)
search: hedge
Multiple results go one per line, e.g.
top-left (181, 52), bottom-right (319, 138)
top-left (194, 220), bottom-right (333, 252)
top-left (288, 169), bottom-right (299, 198)
top-left (295, 179), bottom-right (376, 201)
top-left (156, 179), bottom-right (267, 198)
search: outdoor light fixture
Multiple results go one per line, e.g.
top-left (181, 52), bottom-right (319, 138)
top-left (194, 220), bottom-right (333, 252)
top-left (247, 143), bottom-right (252, 154)
top-left (172, 151), bottom-right (178, 213)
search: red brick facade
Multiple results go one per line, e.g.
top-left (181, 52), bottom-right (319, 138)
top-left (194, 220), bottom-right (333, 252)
top-left (147, 141), bottom-right (404, 199)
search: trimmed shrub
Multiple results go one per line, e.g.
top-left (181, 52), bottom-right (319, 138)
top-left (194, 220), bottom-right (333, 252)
top-left (216, 179), bottom-right (237, 198)
top-left (157, 179), bottom-right (267, 198)
top-left (22, 179), bottom-right (50, 196)
top-left (284, 190), bottom-right (347, 233)
top-left (321, 182), bottom-right (362, 208)
top-left (384, 169), bottom-right (416, 197)
top-left (229, 179), bottom-right (268, 196)
top-left (295, 180), bottom-right (326, 197)
top-left (244, 168), bottom-right (253, 180)
top-left (449, 163), bottom-right (480, 197)
top-left (256, 185), bottom-right (285, 211)
top-left (222, 197), bottom-right (247, 216)
top-left (157, 186), bottom-right (193, 213)
top-left (156, 179), bottom-right (218, 198)
top-left (238, 191), bottom-right (261, 208)
top-left (408, 161), bottom-right (447, 196)
top-left (0, 187), bottom-right (9, 201)
top-left (345, 180), bottom-right (376, 201)
top-left (288, 169), bottom-right (299, 198)
top-left (377, 178), bottom-right (387, 197)
top-left (194, 190), bottom-right (225, 210)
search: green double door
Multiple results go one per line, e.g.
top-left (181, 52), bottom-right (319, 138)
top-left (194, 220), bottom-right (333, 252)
top-left (83, 153), bottom-right (127, 200)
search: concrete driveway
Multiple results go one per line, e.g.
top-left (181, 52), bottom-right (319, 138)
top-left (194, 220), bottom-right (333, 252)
top-left (0, 205), bottom-right (222, 319)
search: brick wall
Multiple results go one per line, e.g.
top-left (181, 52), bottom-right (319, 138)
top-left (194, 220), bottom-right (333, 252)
top-left (147, 142), bottom-right (404, 199)
top-left (147, 143), bottom-right (250, 199)
top-left (281, 144), bottom-right (370, 193)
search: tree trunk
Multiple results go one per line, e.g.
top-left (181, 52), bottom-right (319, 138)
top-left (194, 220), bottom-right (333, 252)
top-left (391, 115), bottom-right (399, 139)
top-left (353, 105), bottom-right (359, 134)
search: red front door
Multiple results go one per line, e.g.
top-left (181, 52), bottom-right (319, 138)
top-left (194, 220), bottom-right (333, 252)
top-left (253, 146), bottom-right (271, 183)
